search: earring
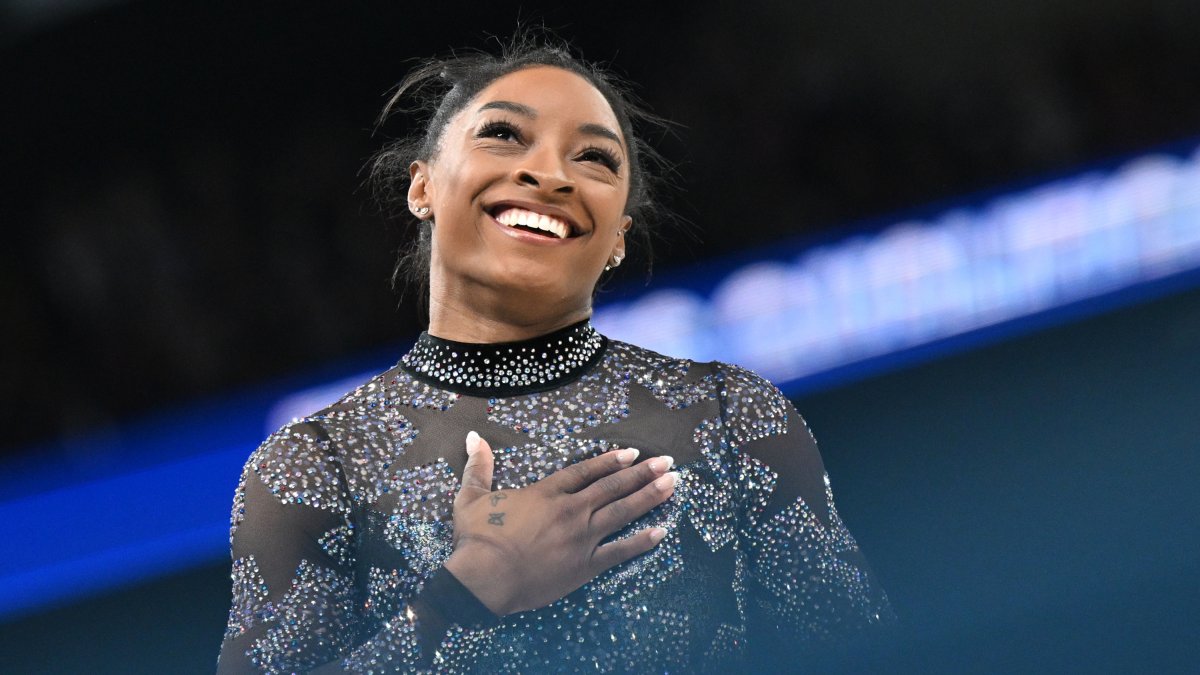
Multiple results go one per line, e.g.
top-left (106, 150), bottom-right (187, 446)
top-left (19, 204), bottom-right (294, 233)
top-left (417, 206), bottom-right (430, 215)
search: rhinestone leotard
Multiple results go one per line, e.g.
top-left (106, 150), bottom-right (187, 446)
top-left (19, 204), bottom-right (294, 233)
top-left (217, 321), bottom-right (894, 673)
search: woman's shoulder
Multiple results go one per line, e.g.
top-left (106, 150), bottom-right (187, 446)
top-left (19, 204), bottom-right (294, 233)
top-left (606, 337), bottom-right (715, 376)
top-left (606, 339), bottom-right (791, 414)
top-left (238, 364), bottom-right (431, 510)
top-left (604, 338), bottom-right (721, 396)
top-left (271, 360), bottom-right (460, 432)
top-left (250, 364), bottom-right (411, 459)
top-left (607, 339), bottom-right (782, 392)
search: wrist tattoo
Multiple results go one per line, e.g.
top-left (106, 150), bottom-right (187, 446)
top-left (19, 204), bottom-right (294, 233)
top-left (489, 492), bottom-right (508, 507)
top-left (488, 512), bottom-right (506, 526)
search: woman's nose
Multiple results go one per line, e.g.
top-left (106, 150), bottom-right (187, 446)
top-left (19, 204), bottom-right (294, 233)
top-left (513, 152), bottom-right (575, 194)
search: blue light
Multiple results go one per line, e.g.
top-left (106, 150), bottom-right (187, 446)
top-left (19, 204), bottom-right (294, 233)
top-left (594, 146), bottom-right (1200, 383)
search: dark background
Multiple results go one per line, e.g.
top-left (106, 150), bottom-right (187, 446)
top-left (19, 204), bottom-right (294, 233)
top-left (2, 0), bottom-right (1198, 672)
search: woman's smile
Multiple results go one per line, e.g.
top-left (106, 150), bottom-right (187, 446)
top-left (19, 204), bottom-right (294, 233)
top-left (487, 200), bottom-right (585, 242)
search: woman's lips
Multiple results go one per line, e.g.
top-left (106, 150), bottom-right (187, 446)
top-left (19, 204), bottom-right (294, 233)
top-left (488, 211), bottom-right (576, 245)
top-left (486, 200), bottom-right (583, 237)
top-left (493, 206), bottom-right (570, 239)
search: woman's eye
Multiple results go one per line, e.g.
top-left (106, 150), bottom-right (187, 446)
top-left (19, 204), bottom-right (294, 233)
top-left (477, 121), bottom-right (520, 142)
top-left (579, 148), bottom-right (621, 173)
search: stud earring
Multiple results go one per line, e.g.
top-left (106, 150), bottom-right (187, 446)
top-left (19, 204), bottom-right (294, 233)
top-left (417, 206), bottom-right (430, 215)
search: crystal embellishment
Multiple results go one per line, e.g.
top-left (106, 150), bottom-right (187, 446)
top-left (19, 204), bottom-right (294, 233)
top-left (399, 319), bottom-right (607, 396)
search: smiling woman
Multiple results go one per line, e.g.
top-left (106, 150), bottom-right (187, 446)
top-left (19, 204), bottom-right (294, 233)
top-left (216, 35), bottom-right (893, 674)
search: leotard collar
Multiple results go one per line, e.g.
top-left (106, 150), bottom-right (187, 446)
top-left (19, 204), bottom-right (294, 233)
top-left (399, 319), bottom-right (608, 397)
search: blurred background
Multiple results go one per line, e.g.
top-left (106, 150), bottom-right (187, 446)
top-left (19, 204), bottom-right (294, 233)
top-left (2, 0), bottom-right (1198, 672)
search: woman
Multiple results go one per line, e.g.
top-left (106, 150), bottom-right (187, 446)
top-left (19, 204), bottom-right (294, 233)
top-left (217, 39), bottom-right (893, 674)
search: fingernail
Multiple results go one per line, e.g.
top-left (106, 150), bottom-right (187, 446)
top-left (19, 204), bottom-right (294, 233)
top-left (649, 527), bottom-right (667, 543)
top-left (655, 472), bottom-right (679, 490)
top-left (650, 455), bottom-right (674, 473)
top-left (466, 431), bottom-right (480, 455)
top-left (616, 448), bottom-right (639, 464)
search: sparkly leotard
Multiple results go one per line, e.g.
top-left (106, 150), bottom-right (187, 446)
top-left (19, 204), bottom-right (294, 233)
top-left (217, 321), bottom-right (893, 673)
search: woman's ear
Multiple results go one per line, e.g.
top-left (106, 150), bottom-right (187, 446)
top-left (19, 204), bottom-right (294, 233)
top-left (407, 161), bottom-right (432, 219)
top-left (611, 215), bottom-right (633, 261)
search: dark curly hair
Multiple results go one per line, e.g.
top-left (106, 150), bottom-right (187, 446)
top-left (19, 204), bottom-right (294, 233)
top-left (369, 32), bottom-right (675, 307)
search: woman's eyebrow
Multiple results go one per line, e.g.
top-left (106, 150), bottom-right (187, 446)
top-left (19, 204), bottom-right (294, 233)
top-left (578, 122), bottom-right (623, 147)
top-left (478, 100), bottom-right (537, 117)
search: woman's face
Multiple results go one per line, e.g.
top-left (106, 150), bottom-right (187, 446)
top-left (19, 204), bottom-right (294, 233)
top-left (411, 66), bottom-right (632, 319)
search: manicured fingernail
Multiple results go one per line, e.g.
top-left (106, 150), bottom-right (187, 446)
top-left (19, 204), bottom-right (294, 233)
top-left (649, 527), bottom-right (667, 543)
top-left (466, 430), bottom-right (480, 455)
top-left (655, 472), bottom-right (679, 490)
top-left (650, 455), bottom-right (674, 473)
top-left (616, 448), bottom-right (639, 464)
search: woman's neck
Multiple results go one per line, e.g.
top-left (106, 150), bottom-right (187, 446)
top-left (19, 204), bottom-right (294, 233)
top-left (426, 288), bottom-right (592, 344)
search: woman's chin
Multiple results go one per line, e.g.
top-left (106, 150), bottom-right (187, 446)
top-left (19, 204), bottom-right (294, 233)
top-left (433, 254), bottom-right (598, 312)
top-left (490, 260), bottom-right (593, 295)
top-left (496, 277), bottom-right (578, 305)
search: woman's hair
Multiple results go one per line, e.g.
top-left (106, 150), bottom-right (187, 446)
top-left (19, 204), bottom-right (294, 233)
top-left (369, 32), bottom-right (674, 305)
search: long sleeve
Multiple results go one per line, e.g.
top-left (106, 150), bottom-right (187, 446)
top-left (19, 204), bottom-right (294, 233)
top-left (216, 422), bottom-right (496, 674)
top-left (715, 364), bottom-right (894, 661)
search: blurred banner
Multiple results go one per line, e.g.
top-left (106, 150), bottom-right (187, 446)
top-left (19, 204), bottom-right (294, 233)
top-left (595, 145), bottom-right (1200, 385)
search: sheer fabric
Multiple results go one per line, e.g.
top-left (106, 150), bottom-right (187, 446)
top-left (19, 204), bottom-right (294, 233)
top-left (217, 323), bottom-right (893, 673)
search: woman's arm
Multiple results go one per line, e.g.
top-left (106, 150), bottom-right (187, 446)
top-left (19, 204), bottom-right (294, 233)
top-left (714, 364), bottom-right (894, 660)
top-left (216, 422), bottom-right (433, 673)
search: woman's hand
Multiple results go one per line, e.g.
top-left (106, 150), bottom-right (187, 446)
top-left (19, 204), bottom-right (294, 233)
top-left (443, 431), bottom-right (678, 616)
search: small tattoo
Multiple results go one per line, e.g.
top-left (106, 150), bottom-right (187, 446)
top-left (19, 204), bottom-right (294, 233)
top-left (489, 493), bottom-right (508, 507)
top-left (488, 512), bottom-right (506, 526)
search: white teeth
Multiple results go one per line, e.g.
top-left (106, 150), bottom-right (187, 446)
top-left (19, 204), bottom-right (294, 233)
top-left (495, 207), bottom-right (569, 239)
